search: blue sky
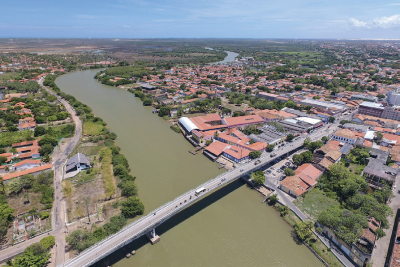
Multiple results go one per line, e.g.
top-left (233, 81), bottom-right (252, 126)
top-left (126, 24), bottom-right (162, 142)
top-left (1, 0), bottom-right (400, 38)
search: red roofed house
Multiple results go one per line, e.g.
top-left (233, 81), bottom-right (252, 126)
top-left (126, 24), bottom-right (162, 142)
top-left (221, 115), bottom-right (264, 129)
top-left (13, 159), bottom-right (41, 171)
top-left (279, 175), bottom-right (309, 198)
top-left (294, 163), bottom-right (323, 188)
top-left (0, 164), bottom-right (52, 182)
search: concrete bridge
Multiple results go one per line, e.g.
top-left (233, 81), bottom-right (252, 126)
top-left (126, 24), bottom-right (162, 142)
top-left (59, 126), bottom-right (335, 267)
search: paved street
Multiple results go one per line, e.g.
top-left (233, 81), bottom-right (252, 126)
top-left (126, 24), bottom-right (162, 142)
top-left (0, 78), bottom-right (82, 265)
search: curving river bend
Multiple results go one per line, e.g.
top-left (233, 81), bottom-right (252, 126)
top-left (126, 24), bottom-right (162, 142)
top-left (56, 67), bottom-right (323, 267)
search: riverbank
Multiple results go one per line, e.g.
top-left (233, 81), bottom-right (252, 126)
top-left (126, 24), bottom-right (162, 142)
top-left (42, 74), bottom-right (145, 259)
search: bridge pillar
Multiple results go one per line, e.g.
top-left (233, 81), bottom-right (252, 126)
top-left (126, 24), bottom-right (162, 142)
top-left (146, 229), bottom-right (160, 245)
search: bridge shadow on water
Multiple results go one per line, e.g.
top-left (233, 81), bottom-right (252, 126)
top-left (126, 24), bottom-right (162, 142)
top-left (92, 179), bottom-right (247, 267)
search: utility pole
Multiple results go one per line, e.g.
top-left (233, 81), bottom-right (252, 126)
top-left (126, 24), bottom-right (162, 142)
top-left (85, 198), bottom-right (90, 224)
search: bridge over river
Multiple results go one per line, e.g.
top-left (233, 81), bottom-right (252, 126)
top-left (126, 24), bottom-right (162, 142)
top-left (59, 126), bottom-right (335, 267)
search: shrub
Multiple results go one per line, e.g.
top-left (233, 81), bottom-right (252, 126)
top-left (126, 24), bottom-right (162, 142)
top-left (40, 235), bottom-right (55, 250)
top-left (40, 212), bottom-right (49, 220)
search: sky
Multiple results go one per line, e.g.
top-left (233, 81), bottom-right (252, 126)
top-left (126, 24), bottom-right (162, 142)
top-left (1, 0), bottom-right (400, 39)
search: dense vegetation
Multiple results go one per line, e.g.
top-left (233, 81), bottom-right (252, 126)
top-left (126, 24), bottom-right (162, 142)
top-left (5, 235), bottom-right (55, 267)
top-left (317, 164), bottom-right (392, 244)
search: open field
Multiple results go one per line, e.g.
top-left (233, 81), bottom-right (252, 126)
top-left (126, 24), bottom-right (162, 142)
top-left (293, 189), bottom-right (339, 222)
top-left (83, 121), bottom-right (105, 136)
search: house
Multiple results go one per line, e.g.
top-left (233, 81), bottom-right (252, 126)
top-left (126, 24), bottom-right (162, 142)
top-left (65, 153), bottom-right (90, 174)
top-left (294, 163), bottom-right (323, 182)
top-left (203, 141), bottom-right (229, 161)
top-left (222, 146), bottom-right (250, 163)
top-left (221, 115), bottom-right (264, 129)
top-left (279, 175), bottom-right (309, 198)
top-left (0, 164), bottom-right (52, 182)
top-left (331, 129), bottom-right (357, 144)
top-left (14, 159), bottom-right (41, 171)
top-left (18, 121), bottom-right (36, 131)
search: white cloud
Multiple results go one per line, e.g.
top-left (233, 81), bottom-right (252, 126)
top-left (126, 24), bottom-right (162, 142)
top-left (122, 25), bottom-right (131, 27)
top-left (349, 14), bottom-right (400, 29)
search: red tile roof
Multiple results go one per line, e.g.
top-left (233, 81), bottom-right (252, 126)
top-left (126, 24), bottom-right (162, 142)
top-left (223, 115), bottom-right (263, 127)
top-left (0, 164), bottom-right (52, 180)
top-left (205, 141), bottom-right (229, 156)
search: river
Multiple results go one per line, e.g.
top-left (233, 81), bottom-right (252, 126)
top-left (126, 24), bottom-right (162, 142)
top-left (205, 47), bottom-right (239, 65)
top-left (56, 69), bottom-right (323, 267)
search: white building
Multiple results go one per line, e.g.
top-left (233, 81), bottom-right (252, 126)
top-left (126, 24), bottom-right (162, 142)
top-left (331, 129), bottom-right (357, 144)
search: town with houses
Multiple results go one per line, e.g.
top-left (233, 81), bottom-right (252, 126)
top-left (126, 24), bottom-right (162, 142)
top-left (2, 40), bottom-right (400, 266)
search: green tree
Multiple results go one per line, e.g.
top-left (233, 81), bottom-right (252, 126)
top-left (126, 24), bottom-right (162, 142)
top-left (322, 136), bottom-right (329, 143)
top-left (250, 170), bottom-right (265, 185)
top-left (39, 144), bottom-right (53, 156)
top-left (286, 134), bottom-right (294, 142)
top-left (34, 126), bottom-right (47, 137)
top-left (142, 98), bottom-right (152, 106)
top-left (301, 151), bottom-right (313, 163)
top-left (121, 196), bottom-right (145, 218)
top-left (375, 132), bottom-right (383, 141)
top-left (278, 205), bottom-right (289, 216)
top-left (269, 194), bottom-right (278, 205)
top-left (158, 107), bottom-right (170, 117)
top-left (293, 154), bottom-right (303, 166)
top-left (294, 221), bottom-right (314, 240)
top-left (284, 168), bottom-right (295, 176)
top-left (328, 116), bottom-right (335, 123)
top-left (294, 85), bottom-right (303, 91)
top-left (120, 180), bottom-right (138, 197)
top-left (249, 150), bottom-right (261, 159)
top-left (267, 144), bottom-right (275, 152)
top-left (0, 156), bottom-right (7, 165)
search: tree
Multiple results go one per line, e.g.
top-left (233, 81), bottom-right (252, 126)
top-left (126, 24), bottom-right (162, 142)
top-left (278, 205), bottom-right (289, 216)
top-left (249, 150), bottom-right (261, 159)
top-left (250, 170), bottom-right (265, 185)
top-left (294, 85), bottom-right (303, 91)
top-left (301, 151), bottom-right (313, 163)
top-left (142, 98), bottom-right (152, 106)
top-left (284, 168), bottom-right (295, 176)
top-left (34, 126), bottom-right (47, 137)
top-left (293, 154), bottom-right (303, 166)
top-left (0, 156), bottom-right (7, 165)
top-left (120, 180), bottom-right (138, 197)
top-left (121, 196), bottom-right (145, 218)
top-left (322, 136), bottom-right (329, 143)
top-left (376, 132), bottom-right (383, 141)
top-left (39, 144), bottom-right (53, 156)
top-left (329, 116), bottom-right (335, 123)
top-left (294, 221), bottom-right (314, 240)
top-left (0, 177), bottom-right (4, 194)
top-left (377, 94), bottom-right (385, 99)
top-left (376, 228), bottom-right (385, 239)
top-left (286, 134), bottom-right (294, 142)
top-left (267, 144), bottom-right (275, 152)
top-left (269, 194), bottom-right (278, 205)
top-left (158, 107), bottom-right (170, 117)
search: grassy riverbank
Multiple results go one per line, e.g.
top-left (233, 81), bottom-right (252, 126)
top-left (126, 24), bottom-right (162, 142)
top-left (43, 74), bottom-right (145, 255)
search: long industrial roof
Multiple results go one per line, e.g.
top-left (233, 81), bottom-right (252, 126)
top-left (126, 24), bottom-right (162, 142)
top-left (179, 117), bottom-right (199, 133)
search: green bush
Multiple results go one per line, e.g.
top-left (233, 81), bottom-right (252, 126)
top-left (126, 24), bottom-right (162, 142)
top-left (40, 212), bottom-right (50, 220)
top-left (40, 235), bottom-right (55, 249)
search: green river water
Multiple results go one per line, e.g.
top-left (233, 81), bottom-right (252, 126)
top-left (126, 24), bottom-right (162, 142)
top-left (56, 69), bottom-right (323, 267)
